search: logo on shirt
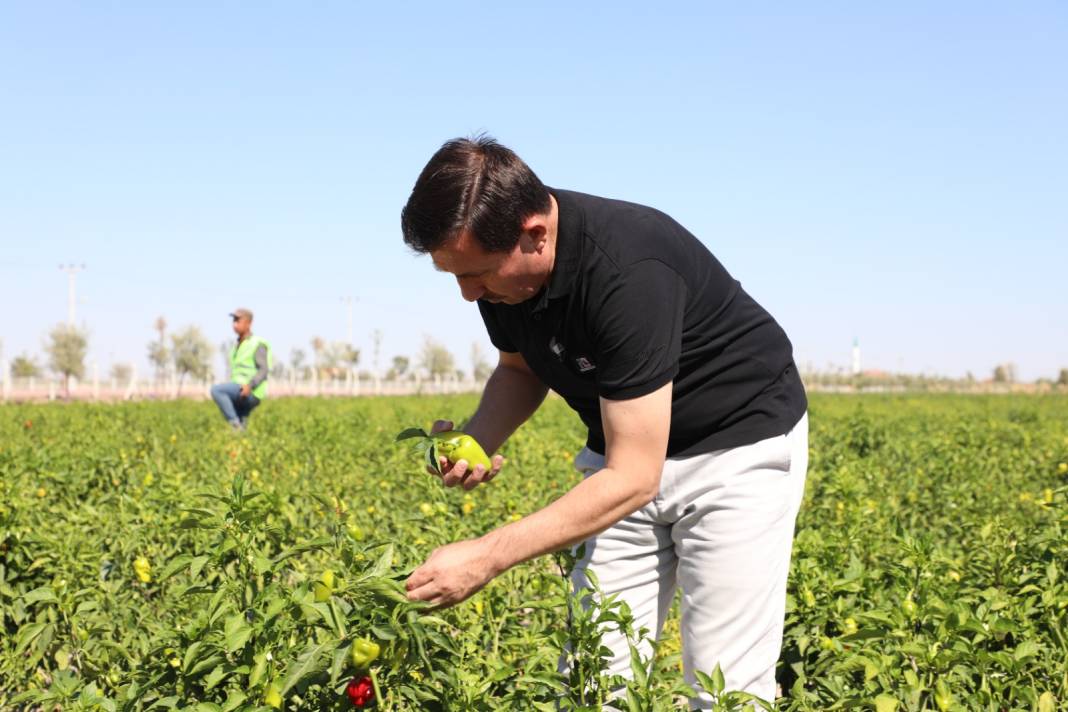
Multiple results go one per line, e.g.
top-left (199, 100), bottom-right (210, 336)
top-left (549, 336), bottom-right (566, 361)
top-left (574, 356), bottom-right (596, 373)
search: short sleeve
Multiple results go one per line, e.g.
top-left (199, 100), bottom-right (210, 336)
top-left (477, 300), bottom-right (519, 353)
top-left (592, 260), bottom-right (686, 400)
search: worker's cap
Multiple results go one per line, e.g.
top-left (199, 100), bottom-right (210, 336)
top-left (229, 308), bottom-right (253, 321)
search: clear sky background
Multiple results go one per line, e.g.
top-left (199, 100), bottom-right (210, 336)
top-left (1, 2), bottom-right (1065, 381)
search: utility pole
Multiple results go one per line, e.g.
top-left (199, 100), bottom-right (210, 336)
top-left (59, 263), bottom-right (86, 325)
top-left (371, 329), bottom-right (382, 376)
top-left (340, 296), bottom-right (357, 345)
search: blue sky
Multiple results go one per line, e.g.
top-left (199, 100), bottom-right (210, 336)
top-left (1, 2), bottom-right (1065, 380)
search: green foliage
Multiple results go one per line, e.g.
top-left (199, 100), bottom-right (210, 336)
top-left (45, 323), bottom-right (88, 390)
top-left (11, 353), bottom-right (42, 379)
top-left (170, 326), bottom-right (214, 387)
top-left (1, 395), bottom-right (1066, 709)
top-left (419, 338), bottom-right (455, 379)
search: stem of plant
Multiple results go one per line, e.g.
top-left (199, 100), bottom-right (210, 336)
top-left (370, 668), bottom-right (384, 709)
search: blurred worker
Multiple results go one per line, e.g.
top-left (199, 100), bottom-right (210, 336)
top-left (210, 308), bottom-right (271, 430)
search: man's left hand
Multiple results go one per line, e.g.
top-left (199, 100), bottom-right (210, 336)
top-left (239, 384), bottom-right (251, 398)
top-left (406, 538), bottom-right (501, 608)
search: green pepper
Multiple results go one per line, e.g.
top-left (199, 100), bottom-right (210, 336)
top-left (263, 681), bottom-right (283, 709)
top-left (351, 637), bottom-right (381, 668)
top-left (313, 569), bottom-right (335, 602)
top-left (396, 427), bottom-right (492, 475)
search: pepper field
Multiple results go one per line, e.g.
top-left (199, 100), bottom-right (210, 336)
top-left (1, 394), bottom-right (1066, 711)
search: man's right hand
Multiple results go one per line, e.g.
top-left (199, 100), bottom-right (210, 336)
top-left (427, 419), bottom-right (505, 490)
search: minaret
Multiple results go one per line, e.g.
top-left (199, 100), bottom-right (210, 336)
top-left (851, 338), bottom-right (861, 376)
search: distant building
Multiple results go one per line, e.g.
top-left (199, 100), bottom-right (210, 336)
top-left (851, 338), bottom-right (861, 376)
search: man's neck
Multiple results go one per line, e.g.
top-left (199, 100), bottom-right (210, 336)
top-left (543, 194), bottom-right (560, 286)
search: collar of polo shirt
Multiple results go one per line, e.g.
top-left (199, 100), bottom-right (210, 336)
top-left (532, 188), bottom-right (585, 314)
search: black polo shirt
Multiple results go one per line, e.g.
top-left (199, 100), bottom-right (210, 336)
top-left (477, 188), bottom-right (807, 458)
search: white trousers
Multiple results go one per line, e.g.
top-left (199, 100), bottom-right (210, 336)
top-left (569, 413), bottom-right (808, 708)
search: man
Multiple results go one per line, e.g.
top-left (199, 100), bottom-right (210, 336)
top-left (400, 136), bottom-right (808, 707)
top-left (210, 308), bottom-right (271, 431)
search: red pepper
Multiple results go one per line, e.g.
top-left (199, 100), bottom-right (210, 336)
top-left (346, 675), bottom-right (375, 707)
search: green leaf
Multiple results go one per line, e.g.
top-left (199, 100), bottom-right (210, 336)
top-left (711, 663), bottom-right (725, 693)
top-left (395, 427), bottom-right (428, 442)
top-left (693, 670), bottom-right (715, 696)
top-left (221, 691), bottom-right (248, 712)
top-left (22, 586), bottom-right (58, 605)
top-left (328, 645), bottom-right (349, 684)
top-left (158, 554), bottom-right (193, 582)
top-left (251, 554), bottom-right (274, 576)
top-left (224, 613), bottom-right (253, 653)
top-left (182, 640), bottom-right (204, 672)
top-left (202, 665), bottom-right (226, 691)
top-left (1013, 640), bottom-right (1040, 660)
top-left (627, 644), bottom-right (648, 687)
top-left (370, 544), bottom-right (396, 578)
top-left (189, 555), bottom-right (211, 578)
top-left (280, 640), bottom-right (333, 695)
top-left (189, 654), bottom-right (226, 677)
top-left (249, 652), bottom-right (268, 687)
top-left (874, 694), bottom-right (898, 712)
top-left (15, 622), bottom-right (47, 655)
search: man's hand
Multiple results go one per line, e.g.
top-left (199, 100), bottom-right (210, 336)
top-left (239, 383), bottom-right (251, 398)
top-left (427, 419), bottom-right (505, 490)
top-left (406, 538), bottom-right (500, 608)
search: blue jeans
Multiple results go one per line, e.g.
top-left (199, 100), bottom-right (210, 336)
top-left (210, 382), bottom-right (260, 428)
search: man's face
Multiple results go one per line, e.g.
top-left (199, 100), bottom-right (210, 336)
top-left (232, 316), bottom-right (251, 336)
top-left (431, 229), bottom-right (550, 305)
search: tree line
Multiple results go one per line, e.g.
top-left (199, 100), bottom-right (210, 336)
top-left (3, 317), bottom-right (495, 397)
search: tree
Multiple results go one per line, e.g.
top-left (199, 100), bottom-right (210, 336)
top-left (311, 337), bottom-right (326, 378)
top-left (290, 348), bottom-right (307, 378)
top-left (46, 323), bottom-right (88, 397)
top-left (148, 316), bottom-right (169, 384)
top-left (308, 341), bottom-right (360, 380)
top-left (470, 342), bottom-right (492, 382)
top-left (218, 340), bottom-right (231, 377)
top-left (148, 341), bottom-right (169, 383)
top-left (110, 363), bottom-right (133, 383)
top-left (1058, 368), bottom-right (1068, 387)
top-left (171, 326), bottom-right (214, 393)
top-left (388, 355), bottom-right (410, 381)
top-left (340, 344), bottom-right (360, 371)
top-left (419, 337), bottom-right (455, 379)
top-left (993, 363), bottom-right (1017, 384)
top-left (11, 354), bottom-right (41, 378)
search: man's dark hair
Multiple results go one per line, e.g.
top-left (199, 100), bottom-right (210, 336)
top-left (401, 135), bottom-right (551, 254)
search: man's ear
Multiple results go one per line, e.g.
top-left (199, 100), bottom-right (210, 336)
top-left (521, 215), bottom-right (549, 253)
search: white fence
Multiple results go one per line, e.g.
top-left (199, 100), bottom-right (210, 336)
top-left (0, 370), bottom-right (485, 403)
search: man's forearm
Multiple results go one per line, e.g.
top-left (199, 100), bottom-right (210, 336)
top-left (479, 466), bottom-right (658, 575)
top-left (249, 344), bottom-right (269, 389)
top-left (464, 364), bottom-right (548, 454)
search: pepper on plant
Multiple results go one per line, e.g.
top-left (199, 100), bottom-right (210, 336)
top-left (346, 675), bottom-right (374, 707)
top-left (351, 637), bottom-right (380, 668)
